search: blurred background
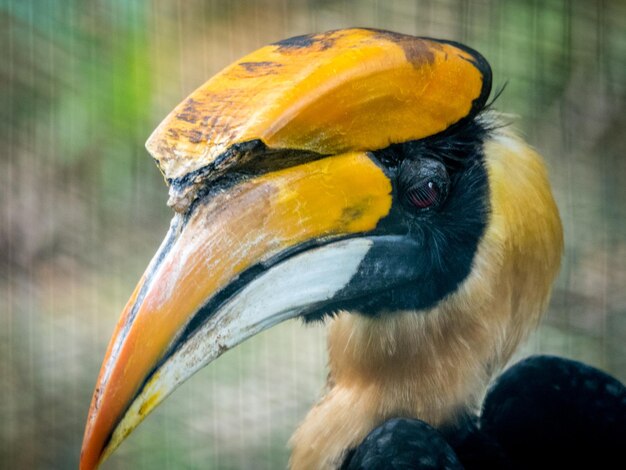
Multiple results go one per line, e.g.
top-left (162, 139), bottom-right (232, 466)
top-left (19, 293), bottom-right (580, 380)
top-left (1, 0), bottom-right (624, 468)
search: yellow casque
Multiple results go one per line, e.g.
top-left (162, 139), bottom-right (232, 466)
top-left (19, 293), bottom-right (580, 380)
top-left (147, 28), bottom-right (488, 186)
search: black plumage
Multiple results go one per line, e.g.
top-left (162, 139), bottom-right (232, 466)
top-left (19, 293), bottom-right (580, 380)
top-left (343, 355), bottom-right (626, 469)
top-left (482, 355), bottom-right (626, 469)
top-left (343, 418), bottom-right (463, 470)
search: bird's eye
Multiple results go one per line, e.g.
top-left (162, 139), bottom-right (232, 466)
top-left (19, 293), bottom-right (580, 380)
top-left (407, 181), bottom-right (441, 209)
top-left (398, 158), bottom-right (449, 212)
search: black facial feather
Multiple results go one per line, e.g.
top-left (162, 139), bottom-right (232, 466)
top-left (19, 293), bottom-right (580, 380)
top-left (304, 113), bottom-right (492, 321)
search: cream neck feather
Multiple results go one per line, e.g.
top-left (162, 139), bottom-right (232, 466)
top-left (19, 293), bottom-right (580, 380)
top-left (289, 128), bottom-right (563, 469)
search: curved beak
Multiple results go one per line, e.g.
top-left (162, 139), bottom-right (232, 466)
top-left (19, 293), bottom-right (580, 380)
top-left (80, 151), bottom-right (425, 469)
top-left (80, 28), bottom-right (493, 470)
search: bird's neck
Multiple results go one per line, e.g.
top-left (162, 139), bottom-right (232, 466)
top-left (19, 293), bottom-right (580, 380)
top-left (289, 130), bottom-right (563, 469)
top-left (289, 303), bottom-right (501, 469)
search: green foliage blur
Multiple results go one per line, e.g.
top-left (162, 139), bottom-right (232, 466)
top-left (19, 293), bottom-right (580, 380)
top-left (1, 1), bottom-right (624, 468)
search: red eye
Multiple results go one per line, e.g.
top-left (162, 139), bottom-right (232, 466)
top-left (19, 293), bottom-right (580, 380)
top-left (407, 181), bottom-right (439, 209)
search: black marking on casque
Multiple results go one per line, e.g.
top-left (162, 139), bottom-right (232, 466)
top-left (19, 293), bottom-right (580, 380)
top-left (187, 129), bottom-right (203, 143)
top-left (167, 139), bottom-right (266, 189)
top-left (273, 33), bottom-right (316, 49)
top-left (238, 61), bottom-right (283, 74)
top-left (167, 140), bottom-right (329, 216)
top-left (179, 146), bottom-right (329, 219)
top-left (361, 28), bottom-right (492, 129)
top-left (175, 113), bottom-right (197, 124)
top-left (364, 28), bottom-right (437, 66)
top-left (273, 32), bottom-right (336, 51)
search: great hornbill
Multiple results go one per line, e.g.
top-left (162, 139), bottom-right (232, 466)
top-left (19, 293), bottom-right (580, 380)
top-left (80, 28), bottom-right (626, 469)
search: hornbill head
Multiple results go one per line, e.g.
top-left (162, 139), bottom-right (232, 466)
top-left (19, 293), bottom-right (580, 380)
top-left (80, 28), bottom-right (563, 469)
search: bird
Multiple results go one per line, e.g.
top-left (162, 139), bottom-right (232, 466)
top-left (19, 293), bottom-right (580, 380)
top-left (80, 28), bottom-right (626, 469)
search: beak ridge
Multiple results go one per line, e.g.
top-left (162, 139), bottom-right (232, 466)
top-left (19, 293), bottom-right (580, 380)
top-left (80, 151), bottom-right (393, 469)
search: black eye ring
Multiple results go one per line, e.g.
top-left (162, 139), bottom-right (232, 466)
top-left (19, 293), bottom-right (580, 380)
top-left (398, 158), bottom-right (450, 212)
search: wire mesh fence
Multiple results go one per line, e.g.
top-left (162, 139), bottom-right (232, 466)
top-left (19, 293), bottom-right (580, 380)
top-left (1, 0), bottom-right (625, 468)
